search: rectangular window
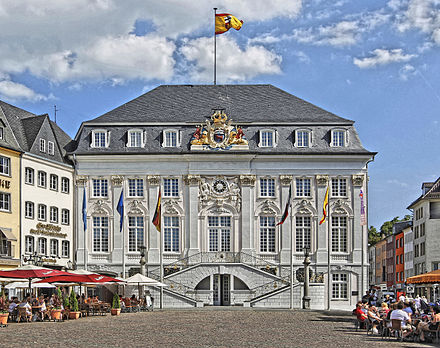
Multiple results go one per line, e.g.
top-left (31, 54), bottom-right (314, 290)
top-left (0, 127), bottom-right (3, 139)
top-left (331, 216), bottom-right (347, 252)
top-left (92, 179), bottom-right (108, 197)
top-left (332, 130), bottom-right (345, 147)
top-left (128, 216), bottom-right (144, 252)
top-left (38, 204), bottom-right (47, 221)
top-left (260, 131), bottom-right (274, 147)
top-left (0, 192), bottom-right (11, 212)
top-left (50, 206), bottom-right (58, 223)
top-left (39, 138), bottom-right (46, 152)
top-left (62, 241), bottom-right (70, 258)
top-left (128, 130), bottom-right (142, 147)
top-left (38, 171), bottom-right (47, 188)
top-left (260, 178), bottom-right (275, 197)
top-left (38, 238), bottom-right (47, 255)
top-left (25, 201), bottom-right (34, 219)
top-left (295, 216), bottom-right (311, 252)
top-left (396, 255), bottom-right (399, 264)
top-left (50, 174), bottom-right (58, 191)
top-left (61, 177), bottom-right (69, 193)
top-left (163, 178), bottom-right (178, 197)
top-left (48, 141), bottom-right (54, 155)
top-left (61, 209), bottom-right (70, 225)
top-left (296, 178), bottom-right (311, 197)
top-left (93, 131), bottom-right (107, 148)
top-left (396, 272), bottom-right (399, 282)
top-left (296, 131), bottom-right (310, 147)
top-left (25, 167), bottom-right (34, 184)
top-left (400, 271), bottom-right (404, 282)
top-left (50, 239), bottom-right (58, 256)
top-left (208, 216), bottom-right (231, 252)
top-left (332, 273), bottom-right (348, 299)
top-left (164, 130), bottom-right (178, 147)
top-left (331, 178), bottom-right (347, 197)
top-left (260, 216), bottom-right (276, 253)
top-left (0, 156), bottom-right (10, 176)
top-left (128, 179), bottom-right (144, 197)
top-left (400, 254), bottom-right (403, 264)
top-left (25, 236), bottom-right (34, 254)
top-left (93, 216), bottom-right (109, 252)
top-left (164, 216), bottom-right (179, 252)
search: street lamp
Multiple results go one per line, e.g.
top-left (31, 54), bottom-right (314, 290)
top-left (139, 245), bottom-right (147, 276)
top-left (302, 246), bottom-right (311, 309)
top-left (23, 251), bottom-right (43, 266)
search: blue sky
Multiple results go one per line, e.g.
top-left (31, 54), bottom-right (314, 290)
top-left (1, 0), bottom-right (439, 229)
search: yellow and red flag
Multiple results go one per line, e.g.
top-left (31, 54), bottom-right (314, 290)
top-left (215, 13), bottom-right (243, 35)
top-left (319, 185), bottom-right (329, 225)
top-left (152, 189), bottom-right (161, 232)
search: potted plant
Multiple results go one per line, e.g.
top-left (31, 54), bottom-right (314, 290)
top-left (111, 293), bottom-right (121, 316)
top-left (68, 290), bottom-right (80, 319)
top-left (0, 289), bottom-right (9, 327)
top-left (50, 288), bottom-right (63, 321)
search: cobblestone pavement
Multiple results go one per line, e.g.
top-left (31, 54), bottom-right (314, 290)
top-left (0, 309), bottom-right (435, 348)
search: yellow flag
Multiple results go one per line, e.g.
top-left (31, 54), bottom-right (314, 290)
top-left (215, 13), bottom-right (243, 35)
top-left (319, 185), bottom-right (329, 225)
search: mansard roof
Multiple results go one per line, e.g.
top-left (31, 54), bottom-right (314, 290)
top-left (408, 176), bottom-right (440, 209)
top-left (87, 84), bottom-right (353, 124)
top-left (0, 100), bottom-right (72, 165)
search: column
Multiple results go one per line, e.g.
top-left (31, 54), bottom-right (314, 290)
top-left (147, 175), bottom-right (160, 264)
top-left (279, 175), bottom-right (293, 264)
top-left (240, 175), bottom-right (256, 255)
top-left (184, 175), bottom-right (200, 257)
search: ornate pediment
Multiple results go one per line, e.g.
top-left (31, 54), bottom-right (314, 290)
top-left (294, 199), bottom-right (316, 216)
top-left (257, 199), bottom-right (279, 215)
top-left (331, 199), bottom-right (351, 215)
top-left (92, 200), bottom-right (111, 215)
top-left (127, 200), bottom-right (145, 215)
top-left (162, 199), bottom-right (182, 215)
top-left (190, 110), bottom-right (249, 151)
top-left (199, 176), bottom-right (241, 213)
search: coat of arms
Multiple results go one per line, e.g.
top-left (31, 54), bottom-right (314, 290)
top-left (190, 110), bottom-right (249, 150)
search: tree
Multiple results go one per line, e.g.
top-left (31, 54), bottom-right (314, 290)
top-left (368, 226), bottom-right (381, 245)
top-left (368, 215), bottom-right (412, 246)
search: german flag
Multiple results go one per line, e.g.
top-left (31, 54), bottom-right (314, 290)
top-left (152, 189), bottom-right (161, 232)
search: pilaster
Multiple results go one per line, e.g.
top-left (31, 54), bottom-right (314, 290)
top-left (111, 175), bottom-right (124, 265)
top-left (147, 175), bottom-right (160, 263)
top-left (279, 175), bottom-right (293, 264)
top-left (184, 175), bottom-right (200, 256)
top-left (316, 175), bottom-right (329, 264)
top-left (75, 176), bottom-right (88, 268)
top-left (240, 175), bottom-right (256, 254)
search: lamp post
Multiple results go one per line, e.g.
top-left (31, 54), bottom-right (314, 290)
top-left (302, 247), bottom-right (311, 309)
top-left (22, 251), bottom-right (43, 266)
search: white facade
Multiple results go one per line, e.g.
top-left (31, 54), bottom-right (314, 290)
top-left (404, 226), bottom-right (414, 279)
top-left (21, 153), bottom-right (74, 268)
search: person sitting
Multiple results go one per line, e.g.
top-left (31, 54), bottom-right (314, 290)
top-left (380, 302), bottom-right (390, 317)
top-left (390, 302), bottom-right (413, 339)
top-left (403, 301), bottom-right (413, 317)
top-left (8, 297), bottom-right (18, 314)
top-left (18, 298), bottom-right (32, 322)
top-left (367, 305), bottom-right (382, 334)
top-left (38, 296), bottom-right (47, 321)
top-left (354, 302), bottom-right (368, 328)
top-left (417, 305), bottom-right (440, 342)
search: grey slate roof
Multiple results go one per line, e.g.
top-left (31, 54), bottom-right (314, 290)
top-left (408, 176), bottom-right (440, 209)
top-left (72, 85), bottom-right (375, 156)
top-left (393, 220), bottom-right (412, 235)
top-left (0, 100), bottom-right (72, 165)
top-left (88, 85), bottom-right (354, 124)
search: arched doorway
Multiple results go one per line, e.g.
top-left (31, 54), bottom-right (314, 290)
top-left (195, 274), bottom-right (250, 306)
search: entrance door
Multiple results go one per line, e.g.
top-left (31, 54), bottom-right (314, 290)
top-left (213, 274), bottom-right (230, 306)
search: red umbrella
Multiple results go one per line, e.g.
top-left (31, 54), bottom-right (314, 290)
top-left (0, 265), bottom-right (71, 279)
top-left (36, 274), bottom-right (121, 284)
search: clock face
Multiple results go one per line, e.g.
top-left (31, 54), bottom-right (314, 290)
top-left (213, 179), bottom-right (228, 194)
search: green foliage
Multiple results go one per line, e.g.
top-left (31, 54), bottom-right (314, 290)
top-left (112, 293), bottom-right (120, 309)
top-left (69, 290), bottom-right (79, 312)
top-left (63, 294), bottom-right (69, 309)
top-left (368, 225), bottom-right (381, 245)
top-left (369, 214), bottom-right (413, 246)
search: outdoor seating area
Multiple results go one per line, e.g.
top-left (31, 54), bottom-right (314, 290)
top-left (353, 292), bottom-right (440, 344)
top-left (0, 265), bottom-right (162, 327)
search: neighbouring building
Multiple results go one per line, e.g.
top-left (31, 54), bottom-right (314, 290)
top-left (393, 221), bottom-right (410, 291)
top-left (386, 234), bottom-right (394, 291)
top-left (403, 223), bottom-right (414, 280)
top-left (70, 84), bottom-right (375, 309)
top-left (0, 105), bottom-right (22, 269)
top-left (408, 177), bottom-right (440, 298)
top-left (0, 101), bottom-right (74, 270)
top-left (375, 238), bottom-right (387, 290)
top-left (368, 244), bottom-right (375, 288)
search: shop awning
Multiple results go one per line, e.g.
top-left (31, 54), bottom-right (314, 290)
top-left (0, 228), bottom-right (17, 241)
top-left (406, 269), bottom-right (440, 284)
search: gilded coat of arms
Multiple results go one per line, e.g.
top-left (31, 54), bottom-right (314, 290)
top-left (190, 110), bottom-right (249, 150)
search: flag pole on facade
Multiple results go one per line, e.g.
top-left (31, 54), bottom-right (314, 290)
top-left (152, 189), bottom-right (162, 308)
top-left (82, 187), bottom-right (88, 271)
top-left (213, 7), bottom-right (217, 85)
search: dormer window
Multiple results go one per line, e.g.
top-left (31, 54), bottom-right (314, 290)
top-left (39, 138), bottom-right (46, 153)
top-left (259, 129), bottom-right (277, 148)
top-left (331, 129), bottom-right (348, 147)
top-left (162, 129), bottom-right (181, 147)
top-left (91, 130), bottom-right (109, 148)
top-left (0, 127), bottom-right (3, 139)
top-left (127, 129), bottom-right (145, 148)
top-left (48, 141), bottom-right (55, 155)
top-left (295, 129), bottom-right (311, 148)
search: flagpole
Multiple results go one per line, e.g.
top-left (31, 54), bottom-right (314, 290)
top-left (290, 185), bottom-right (294, 310)
top-left (327, 200), bottom-right (331, 311)
top-left (213, 7), bottom-right (217, 85)
top-left (159, 191), bottom-right (163, 310)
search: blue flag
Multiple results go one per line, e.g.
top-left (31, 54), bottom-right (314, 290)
top-left (117, 189), bottom-right (124, 232)
top-left (82, 189), bottom-right (87, 231)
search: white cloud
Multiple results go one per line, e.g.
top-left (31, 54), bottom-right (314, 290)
top-left (0, 76), bottom-right (51, 102)
top-left (293, 21), bottom-right (360, 46)
top-left (293, 51), bottom-right (311, 64)
top-left (399, 64), bottom-right (417, 80)
top-left (387, 179), bottom-right (409, 187)
top-left (395, 0), bottom-right (440, 44)
top-left (180, 36), bottom-right (282, 83)
top-left (353, 49), bottom-right (417, 68)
